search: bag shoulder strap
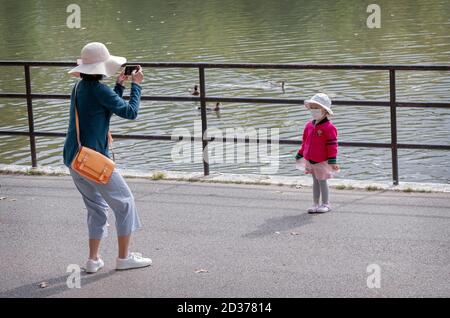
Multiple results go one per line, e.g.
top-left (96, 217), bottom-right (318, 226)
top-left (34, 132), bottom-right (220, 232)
top-left (73, 81), bottom-right (115, 161)
top-left (73, 82), bottom-right (82, 149)
top-left (108, 131), bottom-right (115, 161)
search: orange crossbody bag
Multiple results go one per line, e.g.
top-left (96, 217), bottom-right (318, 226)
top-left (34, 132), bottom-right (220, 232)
top-left (71, 82), bottom-right (116, 184)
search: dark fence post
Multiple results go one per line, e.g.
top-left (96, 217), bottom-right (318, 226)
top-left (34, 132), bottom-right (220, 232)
top-left (198, 66), bottom-right (210, 176)
top-left (24, 65), bottom-right (37, 168)
top-left (389, 69), bottom-right (399, 185)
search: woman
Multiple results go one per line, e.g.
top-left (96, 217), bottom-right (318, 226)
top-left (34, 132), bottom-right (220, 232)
top-left (63, 42), bottom-right (151, 273)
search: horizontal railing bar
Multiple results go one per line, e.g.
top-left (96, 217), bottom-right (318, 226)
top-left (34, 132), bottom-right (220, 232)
top-left (131, 63), bottom-right (450, 71)
top-left (0, 93), bottom-right (202, 102)
top-left (0, 131), bottom-right (31, 136)
top-left (140, 96), bottom-right (200, 102)
top-left (397, 143), bottom-right (450, 150)
top-left (0, 61), bottom-right (77, 67)
top-left (395, 102), bottom-right (450, 109)
top-left (207, 138), bottom-right (393, 148)
top-left (206, 97), bottom-right (391, 106)
top-left (0, 93), bottom-right (70, 99)
top-left (34, 132), bottom-right (66, 137)
top-left (197, 64), bottom-right (450, 71)
top-left (1, 60), bottom-right (450, 71)
top-left (0, 131), bottom-right (197, 142)
top-left (1, 130), bottom-right (449, 150)
top-left (1, 93), bottom-right (449, 108)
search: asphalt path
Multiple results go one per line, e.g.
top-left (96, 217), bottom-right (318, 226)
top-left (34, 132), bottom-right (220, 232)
top-left (1, 175), bottom-right (449, 297)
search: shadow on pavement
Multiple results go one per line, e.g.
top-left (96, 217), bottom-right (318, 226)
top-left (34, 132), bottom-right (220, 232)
top-left (0, 269), bottom-right (116, 298)
top-left (243, 213), bottom-right (314, 238)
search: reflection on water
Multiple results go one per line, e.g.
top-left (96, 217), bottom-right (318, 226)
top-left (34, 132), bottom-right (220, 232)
top-left (0, 0), bottom-right (449, 183)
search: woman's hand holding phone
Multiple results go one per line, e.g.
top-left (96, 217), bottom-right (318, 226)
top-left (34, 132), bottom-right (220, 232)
top-left (116, 65), bottom-right (143, 85)
top-left (131, 65), bottom-right (143, 85)
top-left (116, 69), bottom-right (129, 86)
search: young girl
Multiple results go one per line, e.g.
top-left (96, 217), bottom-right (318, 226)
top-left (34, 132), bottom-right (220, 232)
top-left (295, 93), bottom-right (339, 213)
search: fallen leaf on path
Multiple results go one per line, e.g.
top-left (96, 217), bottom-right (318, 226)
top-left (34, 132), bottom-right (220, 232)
top-left (194, 269), bottom-right (209, 273)
top-left (39, 282), bottom-right (49, 288)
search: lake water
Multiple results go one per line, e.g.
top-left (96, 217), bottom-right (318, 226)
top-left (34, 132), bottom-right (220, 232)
top-left (0, 0), bottom-right (449, 183)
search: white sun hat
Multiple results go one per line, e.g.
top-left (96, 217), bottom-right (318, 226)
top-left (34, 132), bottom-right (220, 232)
top-left (304, 93), bottom-right (333, 116)
top-left (68, 42), bottom-right (126, 78)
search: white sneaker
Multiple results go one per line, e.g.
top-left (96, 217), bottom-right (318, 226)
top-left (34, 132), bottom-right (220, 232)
top-left (307, 204), bottom-right (319, 214)
top-left (316, 204), bottom-right (331, 213)
top-left (85, 257), bottom-right (104, 274)
top-left (116, 252), bottom-right (152, 271)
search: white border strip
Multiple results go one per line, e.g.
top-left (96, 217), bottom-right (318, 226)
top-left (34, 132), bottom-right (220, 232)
top-left (0, 164), bottom-right (448, 193)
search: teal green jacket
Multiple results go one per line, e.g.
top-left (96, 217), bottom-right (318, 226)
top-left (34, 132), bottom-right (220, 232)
top-left (63, 80), bottom-right (141, 167)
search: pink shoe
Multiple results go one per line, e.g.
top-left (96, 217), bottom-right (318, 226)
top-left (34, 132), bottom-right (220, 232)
top-left (307, 204), bottom-right (319, 214)
top-left (316, 204), bottom-right (331, 213)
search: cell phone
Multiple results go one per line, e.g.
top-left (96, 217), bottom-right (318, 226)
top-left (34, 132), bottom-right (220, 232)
top-left (124, 65), bottom-right (139, 75)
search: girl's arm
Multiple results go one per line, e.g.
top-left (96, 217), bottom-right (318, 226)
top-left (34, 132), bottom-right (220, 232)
top-left (295, 123), bottom-right (309, 160)
top-left (325, 125), bottom-right (338, 165)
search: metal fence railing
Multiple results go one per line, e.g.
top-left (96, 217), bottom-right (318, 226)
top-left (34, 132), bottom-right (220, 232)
top-left (0, 61), bottom-right (449, 185)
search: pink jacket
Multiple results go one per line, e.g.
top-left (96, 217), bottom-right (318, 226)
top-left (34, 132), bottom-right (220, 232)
top-left (296, 118), bottom-right (338, 164)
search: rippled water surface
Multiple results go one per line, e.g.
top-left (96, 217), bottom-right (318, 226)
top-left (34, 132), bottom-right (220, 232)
top-left (0, 0), bottom-right (449, 183)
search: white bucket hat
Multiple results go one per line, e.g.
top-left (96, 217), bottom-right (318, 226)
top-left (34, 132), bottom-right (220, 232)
top-left (304, 93), bottom-right (333, 116)
top-left (68, 42), bottom-right (126, 78)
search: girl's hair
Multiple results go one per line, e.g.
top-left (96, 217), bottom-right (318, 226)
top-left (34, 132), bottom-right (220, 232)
top-left (80, 73), bottom-right (104, 81)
